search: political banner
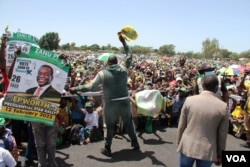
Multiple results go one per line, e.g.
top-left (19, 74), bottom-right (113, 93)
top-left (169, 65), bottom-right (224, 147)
top-left (0, 45), bottom-right (70, 125)
top-left (135, 90), bottom-right (164, 118)
top-left (5, 31), bottom-right (39, 67)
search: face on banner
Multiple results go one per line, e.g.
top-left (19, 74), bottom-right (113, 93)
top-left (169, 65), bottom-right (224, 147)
top-left (7, 59), bottom-right (66, 96)
top-left (0, 45), bottom-right (70, 126)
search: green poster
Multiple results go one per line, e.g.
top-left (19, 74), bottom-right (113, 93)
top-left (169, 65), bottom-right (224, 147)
top-left (0, 45), bottom-right (70, 125)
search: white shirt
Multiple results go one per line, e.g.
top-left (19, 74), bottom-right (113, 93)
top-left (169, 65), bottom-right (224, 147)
top-left (0, 147), bottom-right (16, 167)
top-left (81, 109), bottom-right (99, 130)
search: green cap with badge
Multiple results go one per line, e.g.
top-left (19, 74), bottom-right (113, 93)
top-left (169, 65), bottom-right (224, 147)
top-left (85, 101), bottom-right (94, 108)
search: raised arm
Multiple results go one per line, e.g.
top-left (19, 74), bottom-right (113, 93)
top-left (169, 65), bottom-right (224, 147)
top-left (69, 71), bottom-right (104, 93)
top-left (0, 34), bottom-right (7, 70)
top-left (119, 35), bottom-right (133, 70)
top-left (0, 34), bottom-right (9, 93)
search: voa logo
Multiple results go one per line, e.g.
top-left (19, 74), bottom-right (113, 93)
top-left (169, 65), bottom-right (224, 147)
top-left (226, 155), bottom-right (247, 162)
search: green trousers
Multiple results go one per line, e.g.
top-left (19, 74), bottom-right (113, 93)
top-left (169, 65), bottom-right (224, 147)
top-left (104, 99), bottom-right (137, 146)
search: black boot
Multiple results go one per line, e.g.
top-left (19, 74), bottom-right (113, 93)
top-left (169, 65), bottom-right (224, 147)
top-left (131, 140), bottom-right (140, 150)
top-left (240, 142), bottom-right (250, 148)
top-left (101, 145), bottom-right (112, 157)
top-left (24, 160), bottom-right (37, 167)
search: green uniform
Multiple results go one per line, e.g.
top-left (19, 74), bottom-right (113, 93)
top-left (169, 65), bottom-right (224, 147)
top-left (75, 42), bottom-right (138, 146)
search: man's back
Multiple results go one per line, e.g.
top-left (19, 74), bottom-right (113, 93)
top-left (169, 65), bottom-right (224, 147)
top-left (102, 64), bottom-right (129, 101)
top-left (177, 91), bottom-right (228, 161)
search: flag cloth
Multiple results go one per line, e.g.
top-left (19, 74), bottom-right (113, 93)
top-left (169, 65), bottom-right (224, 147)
top-left (135, 90), bottom-right (164, 118)
top-left (118, 25), bottom-right (138, 41)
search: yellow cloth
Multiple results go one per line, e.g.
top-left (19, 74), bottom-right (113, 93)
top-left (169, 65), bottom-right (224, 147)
top-left (118, 25), bottom-right (138, 41)
top-left (231, 106), bottom-right (244, 118)
top-left (246, 99), bottom-right (250, 114)
top-left (244, 80), bottom-right (250, 91)
top-left (231, 106), bottom-right (245, 135)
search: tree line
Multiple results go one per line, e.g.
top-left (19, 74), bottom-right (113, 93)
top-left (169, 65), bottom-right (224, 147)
top-left (39, 32), bottom-right (250, 60)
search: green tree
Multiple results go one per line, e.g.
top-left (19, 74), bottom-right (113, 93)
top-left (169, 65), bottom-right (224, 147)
top-left (159, 44), bottom-right (175, 56)
top-left (229, 52), bottom-right (239, 60)
top-left (70, 42), bottom-right (77, 50)
top-left (185, 51), bottom-right (195, 58)
top-left (202, 38), bottom-right (219, 59)
top-left (88, 44), bottom-right (100, 52)
top-left (192, 52), bottom-right (203, 59)
top-left (61, 43), bottom-right (71, 50)
top-left (218, 49), bottom-right (231, 59)
top-left (79, 45), bottom-right (88, 51)
top-left (111, 46), bottom-right (119, 51)
top-left (239, 50), bottom-right (250, 59)
top-left (39, 32), bottom-right (60, 50)
top-left (101, 44), bottom-right (113, 51)
top-left (130, 45), bottom-right (153, 54)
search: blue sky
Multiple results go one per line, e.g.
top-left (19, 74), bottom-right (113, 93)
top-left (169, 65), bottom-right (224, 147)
top-left (1, 0), bottom-right (249, 53)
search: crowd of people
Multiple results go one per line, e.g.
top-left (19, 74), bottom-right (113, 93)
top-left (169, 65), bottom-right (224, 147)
top-left (1, 31), bottom-right (250, 167)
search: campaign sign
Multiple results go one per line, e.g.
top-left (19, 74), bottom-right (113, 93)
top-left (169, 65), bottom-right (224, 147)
top-left (5, 31), bottom-right (40, 67)
top-left (222, 151), bottom-right (250, 167)
top-left (0, 45), bottom-right (70, 125)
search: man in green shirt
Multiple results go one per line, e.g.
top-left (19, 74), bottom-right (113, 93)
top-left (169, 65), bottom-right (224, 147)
top-left (69, 35), bottom-right (139, 157)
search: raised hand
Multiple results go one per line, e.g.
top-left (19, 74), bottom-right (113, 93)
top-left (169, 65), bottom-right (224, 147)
top-left (68, 87), bottom-right (77, 94)
top-left (1, 34), bottom-right (7, 48)
top-left (0, 34), bottom-right (7, 70)
top-left (118, 34), bottom-right (126, 44)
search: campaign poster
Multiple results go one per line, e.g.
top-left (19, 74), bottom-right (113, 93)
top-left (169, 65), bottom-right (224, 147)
top-left (0, 45), bottom-right (70, 125)
top-left (5, 31), bottom-right (40, 67)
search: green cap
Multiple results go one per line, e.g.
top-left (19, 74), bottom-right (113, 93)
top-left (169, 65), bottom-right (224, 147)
top-left (179, 87), bottom-right (188, 93)
top-left (0, 118), bottom-right (5, 126)
top-left (85, 101), bottom-right (94, 108)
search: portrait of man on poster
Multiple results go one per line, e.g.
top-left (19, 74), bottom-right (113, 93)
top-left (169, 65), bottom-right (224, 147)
top-left (26, 64), bottom-right (61, 99)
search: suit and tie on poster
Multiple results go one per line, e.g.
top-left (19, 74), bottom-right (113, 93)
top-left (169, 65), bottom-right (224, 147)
top-left (0, 45), bottom-right (70, 125)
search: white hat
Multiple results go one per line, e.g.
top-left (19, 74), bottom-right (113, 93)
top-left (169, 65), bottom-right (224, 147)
top-left (176, 77), bottom-right (183, 81)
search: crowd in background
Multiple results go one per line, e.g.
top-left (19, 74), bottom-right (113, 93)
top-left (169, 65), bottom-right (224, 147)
top-left (1, 46), bottom-right (250, 166)
top-left (60, 51), bottom-right (249, 132)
